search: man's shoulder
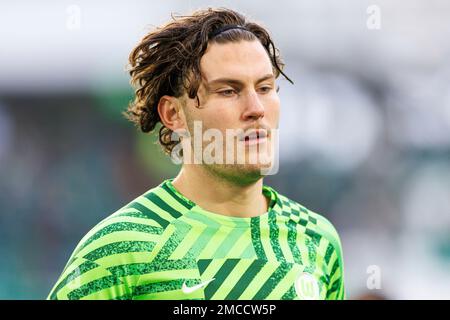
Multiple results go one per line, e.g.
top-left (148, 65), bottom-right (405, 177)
top-left (275, 191), bottom-right (343, 255)
top-left (113, 180), bottom-right (194, 229)
top-left (67, 181), bottom-right (193, 264)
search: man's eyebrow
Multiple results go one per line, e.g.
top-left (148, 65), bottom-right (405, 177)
top-left (206, 73), bottom-right (275, 87)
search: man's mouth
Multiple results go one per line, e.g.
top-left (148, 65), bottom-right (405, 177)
top-left (240, 129), bottom-right (268, 145)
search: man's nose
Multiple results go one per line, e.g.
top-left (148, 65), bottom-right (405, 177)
top-left (241, 91), bottom-right (265, 121)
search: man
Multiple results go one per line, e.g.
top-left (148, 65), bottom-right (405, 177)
top-left (48, 7), bottom-right (345, 300)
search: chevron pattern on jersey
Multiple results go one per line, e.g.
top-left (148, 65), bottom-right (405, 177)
top-left (48, 179), bottom-right (345, 300)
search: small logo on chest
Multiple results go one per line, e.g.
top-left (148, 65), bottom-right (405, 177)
top-left (295, 272), bottom-right (320, 300)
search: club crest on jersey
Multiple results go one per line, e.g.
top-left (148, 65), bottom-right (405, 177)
top-left (295, 272), bottom-right (320, 300)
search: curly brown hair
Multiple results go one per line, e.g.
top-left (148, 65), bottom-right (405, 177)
top-left (124, 7), bottom-right (292, 155)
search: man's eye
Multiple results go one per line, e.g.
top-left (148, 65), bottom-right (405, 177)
top-left (218, 89), bottom-right (236, 97)
top-left (259, 86), bottom-right (273, 93)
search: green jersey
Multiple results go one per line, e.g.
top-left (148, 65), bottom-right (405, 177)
top-left (48, 179), bottom-right (345, 300)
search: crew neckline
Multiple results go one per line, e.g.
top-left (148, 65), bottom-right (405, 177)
top-left (162, 178), bottom-right (279, 228)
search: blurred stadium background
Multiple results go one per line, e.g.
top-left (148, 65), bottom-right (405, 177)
top-left (1, 0), bottom-right (449, 299)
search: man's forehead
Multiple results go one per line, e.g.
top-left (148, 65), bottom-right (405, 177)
top-left (199, 40), bottom-right (274, 82)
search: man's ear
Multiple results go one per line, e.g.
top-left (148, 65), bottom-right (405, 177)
top-left (157, 95), bottom-right (186, 133)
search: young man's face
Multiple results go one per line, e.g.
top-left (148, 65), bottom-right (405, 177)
top-left (180, 39), bottom-right (280, 183)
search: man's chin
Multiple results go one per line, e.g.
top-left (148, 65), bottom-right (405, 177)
top-left (243, 163), bottom-right (273, 177)
top-left (206, 162), bottom-right (273, 181)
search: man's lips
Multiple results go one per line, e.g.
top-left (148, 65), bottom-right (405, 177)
top-left (239, 129), bottom-right (268, 141)
top-left (243, 136), bottom-right (267, 146)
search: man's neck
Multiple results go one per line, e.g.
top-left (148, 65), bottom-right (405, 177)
top-left (171, 166), bottom-right (269, 218)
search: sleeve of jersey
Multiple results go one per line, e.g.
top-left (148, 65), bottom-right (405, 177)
top-left (47, 256), bottom-right (132, 300)
top-left (47, 212), bottom-right (162, 300)
top-left (315, 215), bottom-right (346, 300)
